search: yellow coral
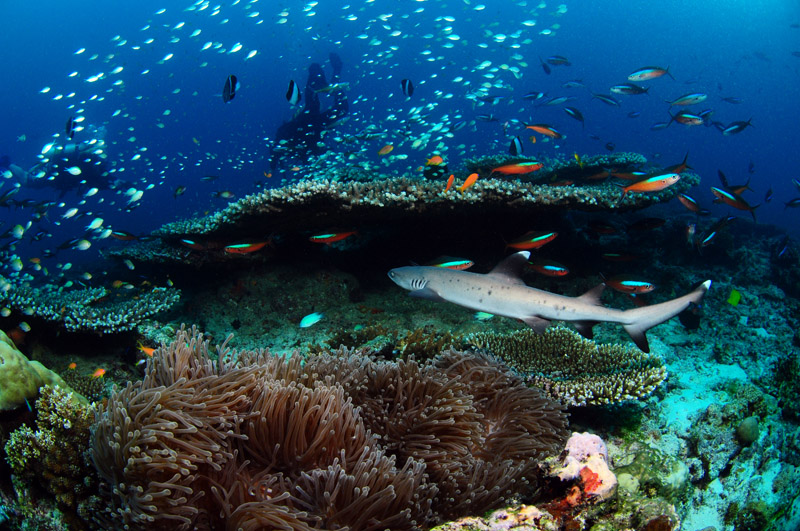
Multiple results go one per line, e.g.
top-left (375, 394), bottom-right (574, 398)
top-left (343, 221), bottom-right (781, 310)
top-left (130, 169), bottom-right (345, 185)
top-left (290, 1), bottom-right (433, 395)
top-left (0, 330), bottom-right (86, 412)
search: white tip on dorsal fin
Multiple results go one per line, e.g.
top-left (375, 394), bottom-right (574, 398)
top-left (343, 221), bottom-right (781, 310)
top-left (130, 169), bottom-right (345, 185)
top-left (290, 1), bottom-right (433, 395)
top-left (578, 284), bottom-right (605, 306)
top-left (488, 251), bottom-right (530, 284)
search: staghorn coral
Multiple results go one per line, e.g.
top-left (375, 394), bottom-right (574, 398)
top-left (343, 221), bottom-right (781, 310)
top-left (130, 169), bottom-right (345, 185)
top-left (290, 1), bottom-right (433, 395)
top-left (89, 326), bottom-right (569, 530)
top-left (4, 385), bottom-right (97, 527)
top-left (465, 327), bottom-right (667, 407)
top-left (0, 275), bottom-right (180, 333)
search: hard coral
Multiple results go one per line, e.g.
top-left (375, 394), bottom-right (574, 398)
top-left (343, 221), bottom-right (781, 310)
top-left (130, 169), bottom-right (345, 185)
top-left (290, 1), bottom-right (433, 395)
top-left (4, 385), bottom-right (97, 526)
top-left (466, 327), bottom-right (667, 406)
top-left (0, 330), bottom-right (85, 412)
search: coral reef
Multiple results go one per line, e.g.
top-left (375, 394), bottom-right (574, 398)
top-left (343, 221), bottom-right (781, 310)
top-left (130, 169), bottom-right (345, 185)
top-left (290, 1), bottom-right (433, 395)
top-left (0, 330), bottom-right (85, 412)
top-left (4, 385), bottom-right (97, 527)
top-left (107, 158), bottom-right (698, 266)
top-left (89, 326), bottom-right (568, 530)
top-left (465, 327), bottom-right (667, 406)
top-left (0, 276), bottom-right (180, 333)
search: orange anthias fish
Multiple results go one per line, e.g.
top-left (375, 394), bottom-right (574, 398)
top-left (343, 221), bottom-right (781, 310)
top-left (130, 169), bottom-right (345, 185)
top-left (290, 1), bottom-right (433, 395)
top-left (92, 368), bottom-right (106, 379)
top-left (224, 241), bottom-right (270, 254)
top-left (507, 230), bottom-right (558, 250)
top-left (138, 342), bottom-right (156, 357)
top-left (378, 144), bottom-right (394, 156)
top-left (309, 231), bottom-right (357, 245)
top-left (618, 173), bottom-right (680, 201)
top-left (68, 362), bottom-right (77, 370)
top-left (457, 173), bottom-right (480, 192)
top-left (426, 155), bottom-right (444, 166)
top-left (490, 162), bottom-right (543, 175)
top-left (525, 124), bottom-right (563, 139)
top-left (444, 174), bottom-right (455, 192)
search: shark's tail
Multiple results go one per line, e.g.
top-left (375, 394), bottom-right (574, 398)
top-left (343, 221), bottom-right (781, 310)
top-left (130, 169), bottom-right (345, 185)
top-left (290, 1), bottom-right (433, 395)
top-left (621, 280), bottom-right (711, 352)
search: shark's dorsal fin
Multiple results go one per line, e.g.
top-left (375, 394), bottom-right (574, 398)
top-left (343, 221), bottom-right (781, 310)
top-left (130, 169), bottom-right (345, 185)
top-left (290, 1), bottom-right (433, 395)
top-left (487, 251), bottom-right (530, 284)
top-left (578, 284), bottom-right (605, 306)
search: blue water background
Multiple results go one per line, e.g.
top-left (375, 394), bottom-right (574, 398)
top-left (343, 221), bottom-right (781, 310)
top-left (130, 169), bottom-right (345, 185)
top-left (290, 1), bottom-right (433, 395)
top-left (1, 0), bottom-right (798, 275)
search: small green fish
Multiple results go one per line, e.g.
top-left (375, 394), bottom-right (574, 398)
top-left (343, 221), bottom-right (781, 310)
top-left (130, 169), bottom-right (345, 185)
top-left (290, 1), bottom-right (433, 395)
top-left (727, 288), bottom-right (741, 307)
top-left (299, 312), bottom-right (324, 328)
top-left (474, 311), bottom-right (494, 321)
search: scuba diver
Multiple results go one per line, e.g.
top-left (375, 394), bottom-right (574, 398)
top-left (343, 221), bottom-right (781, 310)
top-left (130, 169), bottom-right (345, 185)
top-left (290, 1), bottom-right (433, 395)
top-left (5, 125), bottom-right (115, 197)
top-left (270, 53), bottom-right (349, 171)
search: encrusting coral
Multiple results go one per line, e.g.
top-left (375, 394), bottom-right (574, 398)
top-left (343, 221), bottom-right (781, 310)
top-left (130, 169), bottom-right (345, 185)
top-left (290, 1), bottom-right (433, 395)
top-left (89, 325), bottom-right (569, 530)
top-left (465, 327), bottom-right (667, 406)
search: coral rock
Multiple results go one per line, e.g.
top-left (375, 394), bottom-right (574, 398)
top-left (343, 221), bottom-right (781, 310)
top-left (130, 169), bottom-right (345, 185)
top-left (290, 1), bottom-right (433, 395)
top-left (0, 330), bottom-right (86, 412)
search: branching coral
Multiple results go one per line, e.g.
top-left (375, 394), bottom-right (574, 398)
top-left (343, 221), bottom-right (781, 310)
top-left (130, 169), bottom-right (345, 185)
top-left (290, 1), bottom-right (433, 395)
top-left (0, 275), bottom-right (180, 333)
top-left (89, 326), bottom-right (570, 530)
top-left (4, 385), bottom-right (97, 526)
top-left (465, 327), bottom-right (667, 406)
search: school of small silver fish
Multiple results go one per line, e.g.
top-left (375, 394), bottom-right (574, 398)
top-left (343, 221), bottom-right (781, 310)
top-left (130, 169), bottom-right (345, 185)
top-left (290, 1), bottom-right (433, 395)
top-left (0, 0), bottom-right (796, 316)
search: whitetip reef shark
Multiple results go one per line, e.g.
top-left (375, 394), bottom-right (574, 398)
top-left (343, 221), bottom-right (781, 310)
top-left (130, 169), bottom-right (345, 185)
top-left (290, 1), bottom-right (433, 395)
top-left (388, 251), bottom-right (711, 352)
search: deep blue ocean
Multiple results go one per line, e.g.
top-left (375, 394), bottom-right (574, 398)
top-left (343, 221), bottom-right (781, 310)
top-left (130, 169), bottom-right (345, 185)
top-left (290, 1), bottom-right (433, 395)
top-left (1, 0), bottom-right (799, 277)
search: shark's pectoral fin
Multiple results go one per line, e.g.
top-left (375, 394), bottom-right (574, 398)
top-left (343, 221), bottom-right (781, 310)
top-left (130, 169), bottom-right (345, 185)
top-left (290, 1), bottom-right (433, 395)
top-left (623, 324), bottom-right (650, 353)
top-left (578, 284), bottom-right (606, 306)
top-left (574, 320), bottom-right (599, 339)
top-left (410, 287), bottom-right (446, 302)
top-left (522, 315), bottom-right (551, 333)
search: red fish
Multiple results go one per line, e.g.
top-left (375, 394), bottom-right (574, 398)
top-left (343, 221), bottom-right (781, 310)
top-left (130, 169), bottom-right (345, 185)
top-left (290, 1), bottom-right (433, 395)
top-left (664, 152), bottom-right (691, 174)
top-left (710, 187), bottom-right (759, 221)
top-left (491, 162), bottom-right (543, 175)
top-left (458, 173), bottom-right (480, 191)
top-left (224, 241), bottom-right (270, 254)
top-left (525, 124), bottom-right (563, 139)
top-left (507, 230), bottom-right (558, 250)
top-left (309, 231), bottom-right (357, 245)
top-left (678, 193), bottom-right (702, 213)
top-left (444, 174), bottom-right (455, 192)
top-left (427, 256), bottom-right (474, 270)
top-left (528, 258), bottom-right (569, 277)
top-left (604, 275), bottom-right (657, 294)
top-left (618, 173), bottom-right (680, 201)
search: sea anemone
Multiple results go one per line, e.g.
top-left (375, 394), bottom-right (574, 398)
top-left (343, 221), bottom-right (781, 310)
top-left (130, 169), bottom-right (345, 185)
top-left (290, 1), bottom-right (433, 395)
top-left (89, 326), bottom-right (569, 530)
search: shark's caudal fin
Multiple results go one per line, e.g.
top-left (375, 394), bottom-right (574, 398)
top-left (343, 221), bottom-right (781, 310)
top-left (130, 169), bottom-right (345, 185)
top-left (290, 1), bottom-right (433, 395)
top-left (621, 280), bottom-right (712, 352)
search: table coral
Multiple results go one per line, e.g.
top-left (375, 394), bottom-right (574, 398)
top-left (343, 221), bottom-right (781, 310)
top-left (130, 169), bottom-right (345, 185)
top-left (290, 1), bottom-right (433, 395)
top-left (465, 327), bottom-right (667, 406)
